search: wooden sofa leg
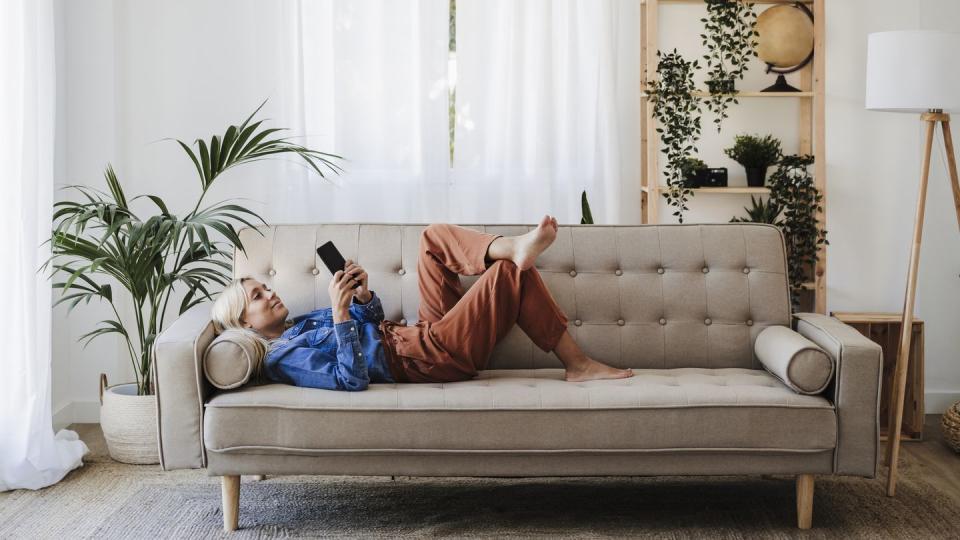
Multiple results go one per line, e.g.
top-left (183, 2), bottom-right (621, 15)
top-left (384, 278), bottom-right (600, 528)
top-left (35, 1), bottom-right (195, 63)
top-left (796, 474), bottom-right (814, 529)
top-left (222, 475), bottom-right (240, 531)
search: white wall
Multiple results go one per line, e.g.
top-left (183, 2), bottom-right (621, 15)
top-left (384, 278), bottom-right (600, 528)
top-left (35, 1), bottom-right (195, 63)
top-left (51, 0), bottom-right (960, 428)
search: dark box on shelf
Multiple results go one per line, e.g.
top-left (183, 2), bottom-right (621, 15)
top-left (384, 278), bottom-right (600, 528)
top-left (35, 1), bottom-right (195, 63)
top-left (688, 167), bottom-right (728, 188)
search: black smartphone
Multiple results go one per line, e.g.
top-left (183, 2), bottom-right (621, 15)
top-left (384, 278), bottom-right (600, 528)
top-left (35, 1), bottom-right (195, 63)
top-left (316, 241), bottom-right (361, 289)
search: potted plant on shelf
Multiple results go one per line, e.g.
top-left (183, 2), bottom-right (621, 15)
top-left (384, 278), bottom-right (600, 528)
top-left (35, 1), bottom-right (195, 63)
top-left (730, 194), bottom-right (783, 226)
top-left (730, 154), bottom-right (827, 310)
top-left (680, 156), bottom-right (708, 188)
top-left (700, 0), bottom-right (759, 132)
top-left (724, 133), bottom-right (783, 187)
top-left (646, 49), bottom-right (703, 223)
top-left (45, 99), bottom-right (343, 464)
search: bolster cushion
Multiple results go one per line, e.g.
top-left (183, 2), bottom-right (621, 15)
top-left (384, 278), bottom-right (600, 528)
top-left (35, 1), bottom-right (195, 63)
top-left (202, 329), bottom-right (264, 390)
top-left (755, 325), bottom-right (834, 394)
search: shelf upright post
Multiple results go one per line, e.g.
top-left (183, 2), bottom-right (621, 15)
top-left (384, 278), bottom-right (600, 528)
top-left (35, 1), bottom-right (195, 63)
top-left (812, 0), bottom-right (827, 314)
top-left (641, 0), bottom-right (660, 224)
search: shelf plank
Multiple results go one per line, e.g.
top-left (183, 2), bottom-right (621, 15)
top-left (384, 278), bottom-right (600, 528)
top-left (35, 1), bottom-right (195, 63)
top-left (641, 186), bottom-right (771, 194)
top-left (641, 91), bottom-right (812, 98)
top-left (650, 0), bottom-right (812, 4)
top-left (692, 91), bottom-right (813, 98)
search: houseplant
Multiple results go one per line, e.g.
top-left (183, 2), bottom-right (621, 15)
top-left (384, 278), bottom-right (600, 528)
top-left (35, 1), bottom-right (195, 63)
top-left (647, 49), bottom-right (703, 223)
top-left (732, 154), bottom-right (827, 310)
top-left (729, 194), bottom-right (783, 225)
top-left (680, 156), bottom-right (708, 188)
top-left (700, 0), bottom-right (759, 132)
top-left (767, 154), bottom-right (828, 310)
top-left (724, 133), bottom-right (782, 186)
top-left (45, 100), bottom-right (342, 463)
top-left (580, 190), bottom-right (594, 224)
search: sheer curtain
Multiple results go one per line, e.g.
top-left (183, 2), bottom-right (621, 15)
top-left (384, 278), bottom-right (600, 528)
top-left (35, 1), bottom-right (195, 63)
top-left (275, 0), bottom-right (452, 224)
top-left (451, 0), bottom-right (640, 224)
top-left (278, 0), bottom-right (637, 226)
top-left (0, 0), bottom-right (89, 492)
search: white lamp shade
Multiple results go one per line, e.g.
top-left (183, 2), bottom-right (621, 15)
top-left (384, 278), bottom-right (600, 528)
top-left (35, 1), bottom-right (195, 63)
top-left (865, 30), bottom-right (960, 113)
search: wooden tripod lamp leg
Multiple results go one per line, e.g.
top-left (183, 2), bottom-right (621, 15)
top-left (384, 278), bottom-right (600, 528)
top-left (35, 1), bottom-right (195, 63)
top-left (942, 120), bottom-right (960, 232)
top-left (885, 114), bottom-right (940, 497)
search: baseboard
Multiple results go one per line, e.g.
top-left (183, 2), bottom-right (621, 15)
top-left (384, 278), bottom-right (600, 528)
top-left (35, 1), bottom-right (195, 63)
top-left (52, 400), bottom-right (100, 431)
top-left (925, 391), bottom-right (960, 415)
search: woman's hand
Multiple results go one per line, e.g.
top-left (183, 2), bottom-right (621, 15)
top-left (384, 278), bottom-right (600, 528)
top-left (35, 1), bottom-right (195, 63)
top-left (344, 259), bottom-right (371, 304)
top-left (328, 269), bottom-right (357, 323)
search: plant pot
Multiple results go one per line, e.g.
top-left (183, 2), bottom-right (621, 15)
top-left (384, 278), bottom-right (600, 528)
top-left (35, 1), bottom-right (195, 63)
top-left (683, 169), bottom-right (706, 188)
top-left (99, 373), bottom-right (159, 464)
top-left (745, 167), bottom-right (768, 187)
top-left (706, 77), bottom-right (736, 94)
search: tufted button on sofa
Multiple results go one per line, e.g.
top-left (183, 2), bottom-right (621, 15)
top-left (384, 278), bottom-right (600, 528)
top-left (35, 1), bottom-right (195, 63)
top-left (154, 223), bottom-right (883, 532)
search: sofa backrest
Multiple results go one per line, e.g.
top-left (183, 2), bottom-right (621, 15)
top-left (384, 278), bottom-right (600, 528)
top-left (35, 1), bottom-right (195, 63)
top-left (233, 223), bottom-right (791, 370)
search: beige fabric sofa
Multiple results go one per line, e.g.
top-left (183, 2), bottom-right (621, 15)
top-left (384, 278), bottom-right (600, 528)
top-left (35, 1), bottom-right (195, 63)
top-left (153, 223), bottom-right (883, 532)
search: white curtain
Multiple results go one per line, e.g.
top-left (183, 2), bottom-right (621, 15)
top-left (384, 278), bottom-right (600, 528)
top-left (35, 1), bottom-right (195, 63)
top-left (276, 0), bottom-right (453, 223)
top-left (279, 0), bottom-right (638, 226)
top-left (0, 0), bottom-right (89, 492)
top-left (450, 0), bottom-right (640, 224)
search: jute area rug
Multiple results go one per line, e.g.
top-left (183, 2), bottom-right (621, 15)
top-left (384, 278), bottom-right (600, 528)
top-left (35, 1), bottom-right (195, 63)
top-left (2, 428), bottom-right (960, 539)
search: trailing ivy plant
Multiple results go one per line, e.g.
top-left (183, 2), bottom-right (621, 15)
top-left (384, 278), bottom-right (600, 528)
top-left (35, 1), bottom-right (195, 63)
top-left (647, 49), bottom-right (702, 223)
top-left (766, 154), bottom-right (828, 310)
top-left (700, 0), bottom-right (759, 132)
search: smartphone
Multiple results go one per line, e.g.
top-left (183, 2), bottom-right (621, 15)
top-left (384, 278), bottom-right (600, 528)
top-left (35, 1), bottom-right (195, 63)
top-left (316, 241), bottom-right (361, 289)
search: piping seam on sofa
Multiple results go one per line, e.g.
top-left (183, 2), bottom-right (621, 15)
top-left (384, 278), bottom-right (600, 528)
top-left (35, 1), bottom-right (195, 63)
top-left (205, 445), bottom-right (836, 455)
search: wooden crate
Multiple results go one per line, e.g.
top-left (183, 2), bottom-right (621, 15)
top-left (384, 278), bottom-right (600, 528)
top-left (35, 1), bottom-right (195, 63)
top-left (831, 312), bottom-right (925, 441)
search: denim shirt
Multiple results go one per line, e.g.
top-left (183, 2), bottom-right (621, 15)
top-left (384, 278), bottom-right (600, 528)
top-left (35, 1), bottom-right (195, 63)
top-left (264, 290), bottom-right (394, 391)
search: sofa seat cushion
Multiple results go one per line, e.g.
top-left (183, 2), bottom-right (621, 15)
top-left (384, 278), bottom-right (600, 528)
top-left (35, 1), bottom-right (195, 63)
top-left (203, 368), bottom-right (836, 455)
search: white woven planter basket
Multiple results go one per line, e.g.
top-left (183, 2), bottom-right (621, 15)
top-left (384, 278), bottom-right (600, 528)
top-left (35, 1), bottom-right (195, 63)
top-left (99, 373), bottom-right (159, 464)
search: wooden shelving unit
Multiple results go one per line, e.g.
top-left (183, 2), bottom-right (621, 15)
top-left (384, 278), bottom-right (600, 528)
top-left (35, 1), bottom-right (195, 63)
top-left (640, 0), bottom-right (826, 314)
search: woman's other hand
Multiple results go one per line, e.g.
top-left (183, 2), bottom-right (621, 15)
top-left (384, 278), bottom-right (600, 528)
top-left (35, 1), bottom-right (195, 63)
top-left (329, 269), bottom-right (357, 323)
top-left (344, 259), bottom-right (371, 304)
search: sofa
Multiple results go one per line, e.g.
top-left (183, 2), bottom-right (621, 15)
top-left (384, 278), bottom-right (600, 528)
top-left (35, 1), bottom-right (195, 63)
top-left (153, 223), bottom-right (883, 532)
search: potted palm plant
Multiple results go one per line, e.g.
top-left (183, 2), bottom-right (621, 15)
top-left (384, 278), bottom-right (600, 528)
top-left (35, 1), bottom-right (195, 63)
top-left (45, 100), bottom-right (342, 464)
top-left (724, 133), bottom-right (782, 187)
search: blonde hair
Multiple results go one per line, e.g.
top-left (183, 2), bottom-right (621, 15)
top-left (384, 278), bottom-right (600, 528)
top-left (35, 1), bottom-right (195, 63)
top-left (210, 278), bottom-right (281, 380)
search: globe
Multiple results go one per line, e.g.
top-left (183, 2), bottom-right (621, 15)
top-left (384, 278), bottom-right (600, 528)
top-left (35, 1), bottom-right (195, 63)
top-left (756, 4), bottom-right (815, 70)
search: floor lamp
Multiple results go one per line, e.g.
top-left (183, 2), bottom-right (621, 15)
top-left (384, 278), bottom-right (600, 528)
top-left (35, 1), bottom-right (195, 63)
top-left (865, 30), bottom-right (960, 497)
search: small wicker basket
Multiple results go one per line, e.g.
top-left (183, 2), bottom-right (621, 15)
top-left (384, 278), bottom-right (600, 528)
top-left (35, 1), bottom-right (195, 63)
top-left (99, 373), bottom-right (159, 464)
top-left (940, 400), bottom-right (960, 453)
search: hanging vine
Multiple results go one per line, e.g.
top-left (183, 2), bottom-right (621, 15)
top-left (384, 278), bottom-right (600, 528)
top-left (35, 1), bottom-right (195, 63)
top-left (767, 154), bottom-right (828, 310)
top-left (700, 0), bottom-right (759, 132)
top-left (647, 49), bottom-right (702, 223)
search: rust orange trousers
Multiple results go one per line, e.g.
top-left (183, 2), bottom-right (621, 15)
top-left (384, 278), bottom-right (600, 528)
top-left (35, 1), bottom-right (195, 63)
top-left (378, 223), bottom-right (569, 383)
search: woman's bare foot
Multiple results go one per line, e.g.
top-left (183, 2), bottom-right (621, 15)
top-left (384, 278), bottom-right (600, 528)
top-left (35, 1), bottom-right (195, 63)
top-left (513, 214), bottom-right (558, 270)
top-left (564, 356), bottom-right (635, 382)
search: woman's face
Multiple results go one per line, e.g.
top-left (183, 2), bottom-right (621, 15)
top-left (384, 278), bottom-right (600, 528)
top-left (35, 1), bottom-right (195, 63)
top-left (241, 279), bottom-right (289, 334)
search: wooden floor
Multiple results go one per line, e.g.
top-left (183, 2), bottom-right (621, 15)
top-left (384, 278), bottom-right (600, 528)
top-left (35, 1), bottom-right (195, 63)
top-left (72, 414), bottom-right (960, 502)
top-left (895, 414), bottom-right (960, 505)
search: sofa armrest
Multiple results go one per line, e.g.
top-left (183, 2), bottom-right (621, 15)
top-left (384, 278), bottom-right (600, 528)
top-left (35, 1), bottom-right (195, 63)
top-left (793, 312), bottom-right (883, 477)
top-left (152, 303), bottom-right (216, 470)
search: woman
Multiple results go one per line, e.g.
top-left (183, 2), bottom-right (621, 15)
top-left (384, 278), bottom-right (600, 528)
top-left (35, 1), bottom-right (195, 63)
top-left (210, 215), bottom-right (634, 391)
